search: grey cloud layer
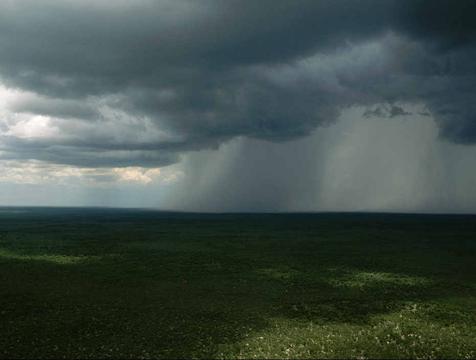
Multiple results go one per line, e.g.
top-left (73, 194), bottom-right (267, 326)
top-left (0, 0), bottom-right (475, 167)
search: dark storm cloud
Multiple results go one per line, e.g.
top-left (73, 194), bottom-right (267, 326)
top-left (364, 105), bottom-right (412, 119)
top-left (397, 0), bottom-right (476, 49)
top-left (0, 0), bottom-right (475, 167)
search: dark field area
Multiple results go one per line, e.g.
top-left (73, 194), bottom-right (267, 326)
top-left (0, 207), bottom-right (475, 359)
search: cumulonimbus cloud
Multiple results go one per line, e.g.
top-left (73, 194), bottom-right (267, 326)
top-left (0, 0), bottom-right (475, 168)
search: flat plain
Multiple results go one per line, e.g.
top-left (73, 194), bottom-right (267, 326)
top-left (0, 208), bottom-right (475, 358)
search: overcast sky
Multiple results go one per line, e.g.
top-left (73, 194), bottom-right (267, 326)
top-left (0, 0), bottom-right (475, 212)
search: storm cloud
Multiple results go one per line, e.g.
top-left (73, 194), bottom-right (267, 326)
top-left (0, 1), bottom-right (476, 211)
top-left (0, 0), bottom-right (475, 169)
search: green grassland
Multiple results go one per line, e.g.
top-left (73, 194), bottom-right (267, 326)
top-left (0, 208), bottom-right (475, 359)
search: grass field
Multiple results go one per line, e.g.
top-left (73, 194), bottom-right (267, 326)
top-left (0, 207), bottom-right (475, 359)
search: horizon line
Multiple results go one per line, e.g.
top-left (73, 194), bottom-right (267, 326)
top-left (0, 205), bottom-right (475, 216)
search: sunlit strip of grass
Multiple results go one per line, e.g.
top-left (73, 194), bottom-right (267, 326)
top-left (217, 304), bottom-right (476, 359)
top-left (256, 267), bottom-right (433, 288)
top-left (0, 248), bottom-right (101, 265)
top-left (327, 270), bottom-right (434, 288)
